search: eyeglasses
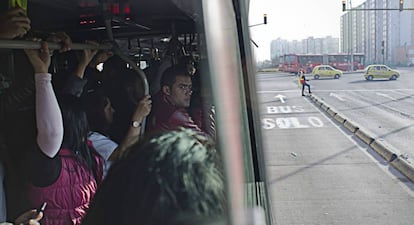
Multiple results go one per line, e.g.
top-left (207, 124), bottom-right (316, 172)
top-left (177, 84), bottom-right (193, 92)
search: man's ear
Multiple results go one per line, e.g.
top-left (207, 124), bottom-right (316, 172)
top-left (162, 85), bottom-right (171, 95)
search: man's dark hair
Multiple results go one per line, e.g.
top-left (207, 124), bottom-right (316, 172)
top-left (160, 65), bottom-right (192, 88)
top-left (82, 128), bottom-right (226, 225)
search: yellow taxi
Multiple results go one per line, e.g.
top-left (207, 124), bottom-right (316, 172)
top-left (364, 65), bottom-right (400, 80)
top-left (311, 65), bottom-right (342, 79)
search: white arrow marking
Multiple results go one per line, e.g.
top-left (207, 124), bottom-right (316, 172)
top-left (376, 93), bottom-right (397, 101)
top-left (274, 94), bottom-right (286, 103)
top-left (329, 92), bottom-right (345, 101)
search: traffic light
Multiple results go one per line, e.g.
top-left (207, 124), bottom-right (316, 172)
top-left (400, 0), bottom-right (403, 11)
top-left (263, 14), bottom-right (267, 24)
top-left (342, 0), bottom-right (346, 12)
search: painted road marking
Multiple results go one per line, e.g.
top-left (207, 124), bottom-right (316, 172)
top-left (329, 92), bottom-right (345, 101)
top-left (266, 106), bottom-right (304, 114)
top-left (274, 94), bottom-right (287, 103)
top-left (376, 92), bottom-right (397, 101)
top-left (262, 117), bottom-right (324, 129)
top-left (258, 89), bottom-right (414, 94)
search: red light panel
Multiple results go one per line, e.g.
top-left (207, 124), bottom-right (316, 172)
top-left (124, 5), bottom-right (131, 14)
top-left (112, 3), bottom-right (120, 14)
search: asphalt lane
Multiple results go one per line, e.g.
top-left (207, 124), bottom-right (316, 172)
top-left (256, 72), bottom-right (414, 225)
top-left (308, 69), bottom-right (414, 163)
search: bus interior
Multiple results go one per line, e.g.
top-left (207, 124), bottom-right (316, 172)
top-left (0, 0), bottom-right (272, 225)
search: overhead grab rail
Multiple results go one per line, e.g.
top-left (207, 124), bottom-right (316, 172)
top-left (104, 18), bottom-right (149, 137)
top-left (0, 39), bottom-right (112, 50)
top-left (0, 37), bottom-right (149, 137)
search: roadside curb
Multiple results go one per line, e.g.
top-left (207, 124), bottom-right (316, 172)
top-left (370, 139), bottom-right (398, 162)
top-left (309, 94), bottom-right (414, 183)
top-left (344, 120), bottom-right (358, 133)
top-left (391, 158), bottom-right (414, 182)
top-left (355, 129), bottom-right (374, 145)
top-left (333, 113), bottom-right (346, 124)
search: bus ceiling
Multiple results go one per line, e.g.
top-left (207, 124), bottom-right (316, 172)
top-left (22, 0), bottom-right (200, 39)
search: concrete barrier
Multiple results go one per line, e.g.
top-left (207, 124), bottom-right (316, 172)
top-left (310, 95), bottom-right (319, 101)
top-left (310, 95), bottom-right (316, 101)
top-left (391, 158), bottom-right (414, 183)
top-left (344, 120), bottom-right (358, 133)
top-left (355, 129), bottom-right (374, 145)
top-left (370, 140), bottom-right (398, 162)
top-left (327, 108), bottom-right (337, 117)
top-left (311, 96), bottom-right (323, 107)
top-left (333, 113), bottom-right (346, 124)
top-left (316, 101), bottom-right (323, 107)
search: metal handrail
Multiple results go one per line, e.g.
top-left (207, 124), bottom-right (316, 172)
top-left (104, 18), bottom-right (149, 137)
top-left (0, 37), bottom-right (149, 137)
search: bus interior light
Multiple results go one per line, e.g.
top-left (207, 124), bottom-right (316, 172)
top-left (112, 3), bottom-right (120, 14)
top-left (124, 4), bottom-right (131, 14)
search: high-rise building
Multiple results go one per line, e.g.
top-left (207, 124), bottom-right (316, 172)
top-left (341, 0), bottom-right (414, 66)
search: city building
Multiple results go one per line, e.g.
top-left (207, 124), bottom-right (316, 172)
top-left (270, 36), bottom-right (339, 64)
top-left (341, 0), bottom-right (414, 66)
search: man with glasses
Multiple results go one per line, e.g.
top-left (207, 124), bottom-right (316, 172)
top-left (147, 65), bottom-right (205, 135)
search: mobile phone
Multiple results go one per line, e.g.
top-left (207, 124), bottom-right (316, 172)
top-left (8, 0), bottom-right (27, 11)
top-left (35, 202), bottom-right (47, 216)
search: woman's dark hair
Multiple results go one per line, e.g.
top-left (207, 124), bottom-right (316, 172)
top-left (103, 65), bottom-right (145, 143)
top-left (84, 88), bottom-right (111, 136)
top-left (58, 94), bottom-right (97, 175)
top-left (82, 128), bottom-right (226, 225)
top-left (103, 56), bottom-right (145, 109)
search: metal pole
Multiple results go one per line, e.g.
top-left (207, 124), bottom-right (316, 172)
top-left (347, 3), bottom-right (351, 71)
top-left (104, 18), bottom-right (149, 137)
top-left (0, 39), bottom-right (112, 50)
top-left (350, 0), bottom-right (354, 71)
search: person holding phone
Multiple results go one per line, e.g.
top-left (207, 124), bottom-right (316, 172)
top-left (0, 208), bottom-right (44, 225)
top-left (25, 41), bottom-right (103, 225)
top-left (0, 40), bottom-right (56, 225)
top-left (0, 6), bottom-right (48, 222)
top-left (0, 5), bottom-right (74, 222)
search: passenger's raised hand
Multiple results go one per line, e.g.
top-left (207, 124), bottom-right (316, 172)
top-left (14, 209), bottom-right (43, 225)
top-left (24, 40), bottom-right (51, 73)
top-left (74, 40), bottom-right (99, 78)
top-left (46, 31), bottom-right (72, 53)
top-left (0, 7), bottom-right (31, 39)
top-left (78, 40), bottom-right (99, 67)
top-left (132, 95), bottom-right (152, 122)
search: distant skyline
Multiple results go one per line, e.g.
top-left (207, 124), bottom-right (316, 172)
top-left (248, 0), bottom-right (365, 61)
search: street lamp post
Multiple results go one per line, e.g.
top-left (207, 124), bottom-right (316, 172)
top-left (349, 0), bottom-right (354, 71)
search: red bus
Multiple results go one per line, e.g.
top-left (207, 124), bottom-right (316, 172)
top-left (279, 54), bottom-right (323, 74)
top-left (324, 53), bottom-right (365, 71)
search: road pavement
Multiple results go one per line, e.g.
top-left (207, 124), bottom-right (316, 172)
top-left (305, 68), bottom-right (414, 181)
top-left (257, 71), bottom-right (414, 225)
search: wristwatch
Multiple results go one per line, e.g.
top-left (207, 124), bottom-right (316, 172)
top-left (132, 121), bottom-right (141, 128)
